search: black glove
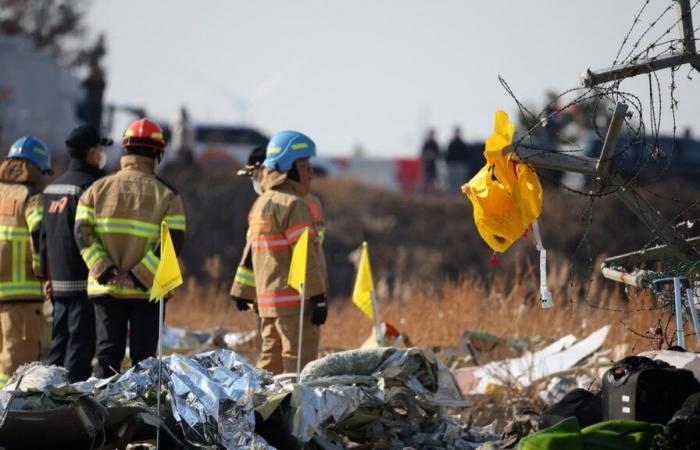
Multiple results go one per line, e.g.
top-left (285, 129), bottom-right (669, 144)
top-left (232, 297), bottom-right (251, 311)
top-left (310, 294), bottom-right (328, 325)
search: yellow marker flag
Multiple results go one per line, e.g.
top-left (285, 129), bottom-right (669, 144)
top-left (287, 227), bottom-right (309, 294)
top-left (149, 222), bottom-right (183, 301)
top-left (352, 242), bottom-right (375, 319)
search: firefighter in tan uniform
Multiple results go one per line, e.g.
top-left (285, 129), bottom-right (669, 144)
top-left (230, 146), bottom-right (327, 311)
top-left (0, 136), bottom-right (51, 383)
top-left (247, 130), bottom-right (328, 374)
top-left (75, 119), bottom-right (186, 378)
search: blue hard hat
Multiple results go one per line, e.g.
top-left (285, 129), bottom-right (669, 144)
top-left (8, 136), bottom-right (51, 174)
top-left (263, 130), bottom-right (316, 172)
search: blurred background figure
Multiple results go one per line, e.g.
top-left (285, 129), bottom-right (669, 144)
top-left (420, 128), bottom-right (440, 194)
top-left (445, 126), bottom-right (471, 194)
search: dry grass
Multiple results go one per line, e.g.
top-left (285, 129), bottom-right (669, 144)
top-left (167, 255), bottom-right (698, 361)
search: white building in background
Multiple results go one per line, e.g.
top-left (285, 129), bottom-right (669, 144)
top-left (0, 36), bottom-right (82, 154)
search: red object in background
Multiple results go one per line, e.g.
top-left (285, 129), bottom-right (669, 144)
top-left (489, 253), bottom-right (500, 265)
top-left (383, 322), bottom-right (400, 339)
top-left (196, 147), bottom-right (241, 172)
top-left (335, 156), bottom-right (350, 173)
top-left (395, 158), bottom-right (422, 194)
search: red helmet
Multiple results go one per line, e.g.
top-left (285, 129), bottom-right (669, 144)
top-left (122, 118), bottom-right (166, 151)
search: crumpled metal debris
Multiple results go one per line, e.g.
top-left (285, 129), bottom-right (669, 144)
top-left (100, 349), bottom-right (274, 450)
top-left (0, 347), bottom-right (501, 449)
top-left (280, 347), bottom-right (492, 449)
top-left (2, 362), bottom-right (69, 392)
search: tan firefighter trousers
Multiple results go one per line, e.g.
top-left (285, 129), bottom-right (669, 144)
top-left (0, 302), bottom-right (44, 381)
top-left (257, 311), bottom-right (320, 375)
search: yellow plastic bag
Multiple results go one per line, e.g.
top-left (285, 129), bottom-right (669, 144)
top-left (463, 110), bottom-right (543, 253)
top-left (464, 163), bottom-right (524, 252)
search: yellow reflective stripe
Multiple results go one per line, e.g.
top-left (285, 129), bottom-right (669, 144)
top-left (32, 257), bottom-right (41, 275)
top-left (13, 241), bottom-right (22, 281)
top-left (81, 242), bottom-right (107, 267)
top-left (20, 242), bottom-right (26, 281)
top-left (318, 226), bottom-right (326, 244)
top-left (95, 218), bottom-right (159, 239)
top-left (235, 266), bottom-right (256, 287)
top-left (291, 143), bottom-right (309, 150)
top-left (76, 204), bottom-right (95, 222)
top-left (88, 278), bottom-right (147, 296)
top-left (26, 206), bottom-right (42, 231)
top-left (164, 215), bottom-right (186, 231)
top-left (141, 249), bottom-right (159, 274)
top-left (0, 281), bottom-right (43, 297)
top-left (0, 225), bottom-right (29, 240)
top-left (268, 146), bottom-right (281, 154)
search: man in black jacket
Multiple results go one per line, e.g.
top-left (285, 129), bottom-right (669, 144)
top-left (41, 125), bottom-right (109, 382)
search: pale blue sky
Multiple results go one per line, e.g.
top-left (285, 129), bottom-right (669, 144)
top-left (89, 1), bottom-right (700, 156)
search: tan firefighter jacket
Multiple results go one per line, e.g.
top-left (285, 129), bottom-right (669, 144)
top-left (0, 159), bottom-right (45, 301)
top-left (230, 192), bottom-right (327, 303)
top-left (246, 168), bottom-right (326, 317)
top-left (75, 155), bottom-right (186, 300)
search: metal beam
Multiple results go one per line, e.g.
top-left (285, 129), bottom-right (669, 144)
top-left (510, 145), bottom-right (599, 175)
top-left (613, 183), bottom-right (699, 261)
top-left (596, 103), bottom-right (629, 176)
top-left (581, 53), bottom-right (693, 87)
top-left (677, 0), bottom-right (698, 54)
top-left (603, 236), bottom-right (700, 267)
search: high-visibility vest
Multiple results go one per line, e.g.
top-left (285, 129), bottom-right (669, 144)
top-left (0, 182), bottom-right (43, 301)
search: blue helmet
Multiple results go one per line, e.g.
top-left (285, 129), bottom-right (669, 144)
top-left (8, 136), bottom-right (51, 174)
top-left (263, 130), bottom-right (316, 172)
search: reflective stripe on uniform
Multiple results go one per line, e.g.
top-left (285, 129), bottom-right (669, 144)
top-left (318, 226), bottom-right (326, 244)
top-left (141, 249), bottom-right (160, 274)
top-left (256, 290), bottom-right (309, 308)
top-left (0, 280), bottom-right (43, 298)
top-left (13, 240), bottom-right (23, 282)
top-left (87, 278), bottom-right (147, 297)
top-left (0, 225), bottom-right (29, 241)
top-left (81, 242), bottom-right (108, 267)
top-left (31, 251), bottom-right (41, 275)
top-left (234, 266), bottom-right (256, 287)
top-left (251, 234), bottom-right (289, 251)
top-left (164, 214), bottom-right (186, 231)
top-left (26, 206), bottom-right (42, 232)
top-left (44, 184), bottom-right (83, 196)
top-left (52, 279), bottom-right (88, 292)
top-left (95, 217), bottom-right (159, 239)
top-left (284, 223), bottom-right (315, 244)
top-left (75, 204), bottom-right (95, 222)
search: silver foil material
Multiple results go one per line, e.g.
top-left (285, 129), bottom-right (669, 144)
top-left (100, 349), bottom-right (274, 450)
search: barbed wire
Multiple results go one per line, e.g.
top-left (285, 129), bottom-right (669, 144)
top-left (498, 1), bottom-right (700, 345)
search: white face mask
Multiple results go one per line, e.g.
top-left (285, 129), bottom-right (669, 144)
top-left (98, 151), bottom-right (108, 170)
top-left (252, 179), bottom-right (263, 195)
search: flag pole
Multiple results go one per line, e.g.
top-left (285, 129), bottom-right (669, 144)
top-left (296, 282), bottom-right (306, 379)
top-left (156, 295), bottom-right (164, 449)
top-left (370, 290), bottom-right (383, 346)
